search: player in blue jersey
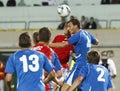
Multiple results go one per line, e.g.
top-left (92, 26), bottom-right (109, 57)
top-left (68, 50), bottom-right (113, 91)
top-left (5, 32), bottom-right (60, 91)
top-left (49, 19), bottom-right (99, 91)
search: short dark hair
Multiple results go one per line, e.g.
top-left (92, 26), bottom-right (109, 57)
top-left (33, 31), bottom-right (39, 44)
top-left (38, 27), bottom-right (51, 42)
top-left (0, 1), bottom-right (4, 7)
top-left (68, 18), bottom-right (80, 28)
top-left (87, 50), bottom-right (100, 64)
top-left (6, 0), bottom-right (16, 6)
top-left (19, 32), bottom-right (31, 48)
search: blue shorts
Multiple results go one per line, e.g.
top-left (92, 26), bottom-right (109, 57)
top-left (64, 57), bottom-right (87, 86)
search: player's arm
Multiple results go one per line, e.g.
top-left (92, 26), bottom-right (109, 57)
top-left (107, 73), bottom-right (114, 91)
top-left (54, 53), bottom-right (62, 78)
top-left (52, 76), bottom-right (63, 87)
top-left (56, 70), bottom-right (62, 78)
top-left (94, 38), bottom-right (99, 45)
top-left (68, 75), bottom-right (83, 91)
top-left (92, 38), bottom-right (99, 45)
top-left (5, 73), bottom-right (12, 91)
top-left (49, 41), bottom-right (69, 48)
top-left (44, 69), bottom-right (56, 84)
top-left (108, 88), bottom-right (114, 91)
top-left (90, 32), bottom-right (99, 45)
top-left (44, 69), bottom-right (63, 86)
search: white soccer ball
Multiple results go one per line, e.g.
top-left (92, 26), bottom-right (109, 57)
top-left (57, 4), bottom-right (71, 17)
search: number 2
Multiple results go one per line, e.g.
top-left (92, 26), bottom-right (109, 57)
top-left (96, 67), bottom-right (105, 82)
top-left (20, 54), bottom-right (39, 72)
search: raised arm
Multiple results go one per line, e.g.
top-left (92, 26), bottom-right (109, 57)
top-left (49, 41), bottom-right (69, 48)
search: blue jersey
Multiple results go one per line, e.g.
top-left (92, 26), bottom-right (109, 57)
top-left (33, 43), bottom-right (62, 91)
top-left (33, 43), bottom-right (62, 71)
top-left (68, 29), bottom-right (97, 66)
top-left (5, 49), bottom-right (54, 91)
top-left (78, 64), bottom-right (113, 91)
top-left (52, 52), bottom-right (62, 72)
top-left (64, 30), bottom-right (97, 85)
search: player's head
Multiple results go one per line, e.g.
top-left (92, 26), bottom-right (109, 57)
top-left (67, 18), bottom-right (80, 34)
top-left (38, 27), bottom-right (51, 43)
top-left (101, 51), bottom-right (108, 59)
top-left (70, 15), bottom-right (75, 20)
top-left (19, 32), bottom-right (31, 48)
top-left (87, 50), bottom-right (100, 64)
top-left (33, 31), bottom-right (39, 44)
top-left (63, 22), bottom-right (71, 38)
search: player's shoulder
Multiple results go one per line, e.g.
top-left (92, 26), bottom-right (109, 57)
top-left (31, 49), bottom-right (46, 56)
top-left (81, 29), bottom-right (90, 34)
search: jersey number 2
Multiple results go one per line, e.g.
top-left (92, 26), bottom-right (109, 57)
top-left (96, 67), bottom-right (105, 82)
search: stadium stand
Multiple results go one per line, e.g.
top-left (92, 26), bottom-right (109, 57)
top-left (0, 5), bottom-right (120, 29)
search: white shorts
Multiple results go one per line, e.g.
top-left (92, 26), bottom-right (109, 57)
top-left (60, 67), bottom-right (69, 81)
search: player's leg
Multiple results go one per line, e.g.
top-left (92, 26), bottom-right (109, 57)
top-left (77, 88), bottom-right (82, 91)
top-left (61, 83), bottom-right (70, 91)
top-left (61, 68), bottom-right (76, 91)
top-left (55, 68), bottom-right (68, 91)
top-left (52, 82), bottom-right (58, 91)
top-left (0, 80), bottom-right (4, 91)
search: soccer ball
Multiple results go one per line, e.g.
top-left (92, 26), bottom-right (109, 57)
top-left (57, 4), bottom-right (71, 17)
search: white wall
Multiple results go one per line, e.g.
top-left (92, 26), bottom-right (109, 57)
top-left (0, 30), bottom-right (120, 48)
top-left (0, 5), bottom-right (120, 29)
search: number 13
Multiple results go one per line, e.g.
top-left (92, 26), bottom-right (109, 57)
top-left (20, 54), bottom-right (39, 72)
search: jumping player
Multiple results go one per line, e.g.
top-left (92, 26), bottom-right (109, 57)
top-left (49, 19), bottom-right (99, 91)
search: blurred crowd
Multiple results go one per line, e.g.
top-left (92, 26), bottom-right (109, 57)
top-left (57, 15), bottom-right (97, 30)
top-left (0, 0), bottom-right (120, 7)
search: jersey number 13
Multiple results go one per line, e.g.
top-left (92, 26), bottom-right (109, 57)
top-left (20, 54), bottom-right (39, 72)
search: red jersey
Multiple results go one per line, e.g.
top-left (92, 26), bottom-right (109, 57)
top-left (33, 43), bottom-right (53, 61)
top-left (0, 63), bottom-right (4, 80)
top-left (33, 43), bottom-right (55, 91)
top-left (52, 35), bottom-right (73, 69)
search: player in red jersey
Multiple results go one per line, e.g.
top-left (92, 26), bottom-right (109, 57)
top-left (33, 27), bottom-right (62, 91)
top-left (51, 23), bottom-right (75, 91)
top-left (0, 60), bottom-right (4, 91)
top-left (52, 35), bottom-right (73, 70)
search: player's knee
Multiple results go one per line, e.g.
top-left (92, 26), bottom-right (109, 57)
top-left (61, 83), bottom-right (71, 91)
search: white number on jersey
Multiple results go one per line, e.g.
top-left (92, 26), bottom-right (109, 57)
top-left (86, 35), bottom-right (91, 48)
top-left (83, 32), bottom-right (91, 48)
top-left (96, 67), bottom-right (105, 82)
top-left (20, 54), bottom-right (39, 72)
